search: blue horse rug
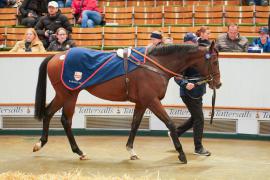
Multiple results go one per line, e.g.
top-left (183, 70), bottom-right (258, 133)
top-left (61, 47), bottom-right (147, 90)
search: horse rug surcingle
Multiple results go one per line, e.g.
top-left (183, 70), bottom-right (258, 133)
top-left (61, 47), bottom-right (146, 90)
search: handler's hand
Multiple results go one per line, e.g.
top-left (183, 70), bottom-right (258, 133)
top-left (186, 83), bottom-right (195, 90)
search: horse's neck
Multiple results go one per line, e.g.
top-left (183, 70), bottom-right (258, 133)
top-left (152, 53), bottom-right (188, 76)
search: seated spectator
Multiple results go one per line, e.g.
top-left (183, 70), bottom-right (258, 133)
top-left (246, 0), bottom-right (268, 6)
top-left (9, 28), bottom-right (46, 52)
top-left (147, 30), bottom-right (164, 48)
top-left (19, 0), bottom-right (48, 27)
top-left (196, 26), bottom-right (211, 47)
top-left (250, 27), bottom-right (270, 53)
top-left (216, 23), bottom-right (248, 52)
top-left (35, 1), bottom-right (72, 49)
top-left (47, 27), bottom-right (75, 51)
top-left (72, 0), bottom-right (104, 28)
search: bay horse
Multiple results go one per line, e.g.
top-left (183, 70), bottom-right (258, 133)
top-left (33, 42), bottom-right (221, 164)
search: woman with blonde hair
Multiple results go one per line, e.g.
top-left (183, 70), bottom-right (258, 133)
top-left (10, 28), bottom-right (46, 52)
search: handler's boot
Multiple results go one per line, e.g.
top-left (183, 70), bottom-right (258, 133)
top-left (194, 147), bottom-right (211, 156)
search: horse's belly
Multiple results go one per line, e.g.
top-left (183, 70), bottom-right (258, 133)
top-left (86, 76), bottom-right (128, 101)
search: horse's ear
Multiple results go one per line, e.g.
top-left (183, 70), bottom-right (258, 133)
top-left (205, 41), bottom-right (215, 60)
top-left (209, 40), bottom-right (215, 52)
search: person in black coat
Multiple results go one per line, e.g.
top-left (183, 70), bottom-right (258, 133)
top-left (35, 1), bottom-right (72, 48)
top-left (47, 27), bottom-right (75, 51)
top-left (19, 0), bottom-right (48, 27)
top-left (169, 32), bottom-right (211, 156)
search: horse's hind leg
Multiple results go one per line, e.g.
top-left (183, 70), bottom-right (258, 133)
top-left (33, 96), bottom-right (63, 152)
top-left (148, 98), bottom-right (187, 164)
top-left (126, 103), bottom-right (146, 160)
top-left (61, 94), bottom-right (87, 160)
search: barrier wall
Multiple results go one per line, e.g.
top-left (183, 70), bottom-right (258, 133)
top-left (0, 52), bottom-right (269, 136)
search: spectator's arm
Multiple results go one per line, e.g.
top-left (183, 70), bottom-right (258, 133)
top-left (61, 15), bottom-right (73, 33)
top-left (9, 42), bottom-right (19, 52)
top-left (71, 1), bottom-right (79, 15)
top-left (38, 41), bottom-right (46, 52)
top-left (35, 18), bottom-right (45, 36)
top-left (47, 43), bottom-right (53, 51)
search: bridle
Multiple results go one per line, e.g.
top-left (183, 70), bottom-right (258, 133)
top-left (130, 47), bottom-right (219, 124)
top-left (203, 49), bottom-right (219, 124)
top-left (131, 48), bottom-right (218, 84)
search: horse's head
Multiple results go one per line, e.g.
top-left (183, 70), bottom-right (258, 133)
top-left (195, 41), bottom-right (222, 89)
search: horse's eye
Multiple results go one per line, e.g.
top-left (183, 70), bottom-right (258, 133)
top-left (213, 61), bottom-right (219, 66)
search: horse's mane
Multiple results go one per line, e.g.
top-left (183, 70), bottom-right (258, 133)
top-left (148, 44), bottom-right (199, 56)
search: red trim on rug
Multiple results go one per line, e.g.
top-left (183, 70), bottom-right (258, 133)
top-left (61, 51), bottom-right (116, 91)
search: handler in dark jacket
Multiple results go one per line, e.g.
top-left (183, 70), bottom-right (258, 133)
top-left (171, 32), bottom-right (211, 157)
top-left (19, 0), bottom-right (48, 27)
top-left (35, 1), bottom-right (72, 48)
top-left (47, 27), bottom-right (76, 51)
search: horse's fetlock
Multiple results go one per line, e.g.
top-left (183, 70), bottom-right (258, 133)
top-left (126, 145), bottom-right (133, 151)
top-left (72, 146), bottom-right (82, 155)
top-left (40, 138), bottom-right (48, 147)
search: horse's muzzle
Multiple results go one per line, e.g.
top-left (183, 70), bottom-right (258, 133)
top-left (216, 82), bottom-right (222, 89)
top-left (209, 82), bottom-right (222, 89)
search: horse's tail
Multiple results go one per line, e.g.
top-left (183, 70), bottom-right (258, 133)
top-left (34, 55), bottom-right (54, 121)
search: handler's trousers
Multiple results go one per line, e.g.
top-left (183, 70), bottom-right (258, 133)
top-left (176, 95), bottom-right (204, 151)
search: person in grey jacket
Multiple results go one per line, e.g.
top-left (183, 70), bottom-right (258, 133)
top-left (47, 27), bottom-right (75, 51)
top-left (216, 23), bottom-right (248, 52)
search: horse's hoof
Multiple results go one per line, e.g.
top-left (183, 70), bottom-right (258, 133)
top-left (79, 154), bottom-right (88, 160)
top-left (33, 141), bottom-right (42, 152)
top-left (178, 153), bottom-right (187, 164)
top-left (130, 155), bottom-right (139, 160)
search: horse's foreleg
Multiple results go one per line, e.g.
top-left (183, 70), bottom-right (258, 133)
top-left (61, 96), bottom-right (87, 160)
top-left (148, 98), bottom-right (187, 164)
top-left (33, 97), bottom-right (63, 152)
top-left (126, 103), bottom-right (146, 160)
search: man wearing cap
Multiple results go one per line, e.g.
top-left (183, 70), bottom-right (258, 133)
top-left (169, 32), bottom-right (211, 156)
top-left (183, 32), bottom-right (198, 44)
top-left (216, 23), bottom-right (248, 52)
top-left (147, 30), bottom-right (164, 48)
top-left (35, 1), bottom-right (72, 48)
top-left (19, 0), bottom-right (48, 27)
top-left (251, 27), bottom-right (270, 53)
